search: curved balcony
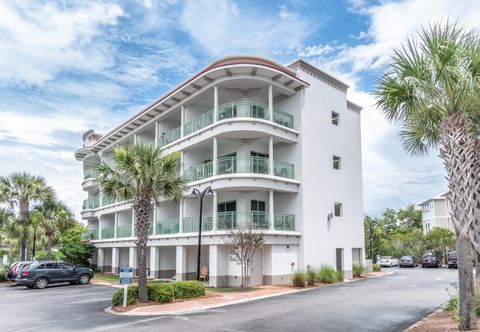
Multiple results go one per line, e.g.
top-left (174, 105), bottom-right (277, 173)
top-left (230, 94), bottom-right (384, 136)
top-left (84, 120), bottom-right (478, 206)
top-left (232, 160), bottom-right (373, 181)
top-left (155, 218), bottom-right (180, 235)
top-left (82, 197), bottom-right (99, 210)
top-left (158, 101), bottom-right (294, 148)
top-left (116, 225), bottom-right (132, 238)
top-left (81, 229), bottom-right (99, 241)
top-left (101, 227), bottom-right (114, 239)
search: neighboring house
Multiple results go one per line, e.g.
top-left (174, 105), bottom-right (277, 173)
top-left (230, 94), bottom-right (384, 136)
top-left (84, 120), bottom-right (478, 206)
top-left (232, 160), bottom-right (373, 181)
top-left (75, 56), bottom-right (365, 285)
top-left (419, 192), bottom-right (455, 234)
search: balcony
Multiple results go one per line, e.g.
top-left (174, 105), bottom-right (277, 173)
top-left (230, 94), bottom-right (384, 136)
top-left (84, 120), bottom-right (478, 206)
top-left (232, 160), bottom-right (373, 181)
top-left (84, 168), bottom-right (99, 180)
top-left (116, 225), bottom-right (132, 238)
top-left (82, 197), bottom-right (99, 210)
top-left (102, 195), bottom-right (117, 206)
top-left (157, 101), bottom-right (294, 148)
top-left (217, 211), bottom-right (270, 230)
top-left (273, 161), bottom-right (295, 179)
top-left (183, 215), bottom-right (214, 233)
top-left (101, 227), bottom-right (114, 239)
top-left (81, 229), bottom-right (99, 241)
top-left (217, 156), bottom-right (269, 175)
top-left (155, 218), bottom-right (180, 235)
top-left (183, 161), bottom-right (213, 182)
top-left (274, 214), bottom-right (295, 231)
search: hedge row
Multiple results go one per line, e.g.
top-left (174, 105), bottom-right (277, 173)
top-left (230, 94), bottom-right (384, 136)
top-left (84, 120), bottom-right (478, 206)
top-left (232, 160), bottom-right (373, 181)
top-left (112, 280), bottom-right (205, 307)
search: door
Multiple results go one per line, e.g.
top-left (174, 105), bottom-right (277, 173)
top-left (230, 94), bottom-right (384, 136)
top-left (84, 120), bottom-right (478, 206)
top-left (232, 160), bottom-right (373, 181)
top-left (250, 248), bottom-right (264, 285)
top-left (336, 248), bottom-right (344, 272)
top-left (58, 262), bottom-right (77, 281)
top-left (43, 262), bottom-right (61, 282)
top-left (251, 200), bottom-right (267, 229)
top-left (218, 201), bottom-right (236, 229)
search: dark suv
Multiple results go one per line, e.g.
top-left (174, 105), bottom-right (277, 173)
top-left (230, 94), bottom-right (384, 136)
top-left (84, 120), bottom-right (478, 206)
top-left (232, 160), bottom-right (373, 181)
top-left (447, 251), bottom-right (458, 269)
top-left (15, 261), bottom-right (94, 289)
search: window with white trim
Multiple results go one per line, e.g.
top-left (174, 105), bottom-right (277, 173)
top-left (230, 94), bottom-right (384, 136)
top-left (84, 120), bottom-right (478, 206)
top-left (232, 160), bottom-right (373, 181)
top-left (334, 202), bottom-right (343, 217)
top-left (333, 155), bottom-right (341, 170)
top-left (331, 111), bottom-right (339, 125)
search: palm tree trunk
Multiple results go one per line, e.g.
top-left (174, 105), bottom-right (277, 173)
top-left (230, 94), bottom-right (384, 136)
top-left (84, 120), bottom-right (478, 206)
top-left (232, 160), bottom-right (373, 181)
top-left (32, 227), bottom-right (36, 259)
top-left (19, 199), bottom-right (29, 261)
top-left (134, 191), bottom-right (152, 303)
top-left (440, 112), bottom-right (477, 330)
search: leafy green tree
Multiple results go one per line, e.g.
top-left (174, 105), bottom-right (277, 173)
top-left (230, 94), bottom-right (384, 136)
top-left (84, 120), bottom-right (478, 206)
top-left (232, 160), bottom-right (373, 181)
top-left (374, 22), bottom-right (480, 329)
top-left (59, 224), bottom-right (95, 266)
top-left (398, 204), bottom-right (423, 231)
top-left (0, 173), bottom-right (54, 260)
top-left (97, 144), bottom-right (185, 303)
top-left (424, 227), bottom-right (456, 264)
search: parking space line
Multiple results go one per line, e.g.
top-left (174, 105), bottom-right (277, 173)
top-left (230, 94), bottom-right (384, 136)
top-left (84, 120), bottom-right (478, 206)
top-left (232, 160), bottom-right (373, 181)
top-left (89, 316), bottom-right (166, 331)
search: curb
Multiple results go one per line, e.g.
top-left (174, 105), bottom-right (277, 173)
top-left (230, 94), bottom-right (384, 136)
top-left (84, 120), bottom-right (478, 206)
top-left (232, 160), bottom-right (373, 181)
top-left (104, 272), bottom-right (393, 317)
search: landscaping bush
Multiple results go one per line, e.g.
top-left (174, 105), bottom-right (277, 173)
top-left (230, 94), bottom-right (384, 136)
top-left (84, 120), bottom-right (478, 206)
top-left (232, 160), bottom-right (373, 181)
top-left (306, 265), bottom-right (316, 286)
top-left (317, 265), bottom-right (338, 284)
top-left (149, 283), bottom-right (174, 303)
top-left (172, 281), bottom-right (205, 299)
top-left (0, 267), bottom-right (7, 282)
top-left (292, 271), bottom-right (305, 287)
top-left (445, 294), bottom-right (459, 312)
top-left (372, 263), bottom-right (381, 272)
top-left (335, 271), bottom-right (344, 282)
top-left (112, 286), bottom-right (139, 307)
top-left (352, 263), bottom-right (366, 278)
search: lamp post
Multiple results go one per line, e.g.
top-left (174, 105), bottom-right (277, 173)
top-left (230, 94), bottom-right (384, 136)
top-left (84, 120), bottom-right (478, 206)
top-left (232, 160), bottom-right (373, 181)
top-left (190, 186), bottom-right (214, 281)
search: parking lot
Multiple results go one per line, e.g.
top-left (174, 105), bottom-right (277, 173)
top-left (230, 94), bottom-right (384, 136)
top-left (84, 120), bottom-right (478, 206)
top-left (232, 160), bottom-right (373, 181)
top-left (0, 267), bottom-right (458, 332)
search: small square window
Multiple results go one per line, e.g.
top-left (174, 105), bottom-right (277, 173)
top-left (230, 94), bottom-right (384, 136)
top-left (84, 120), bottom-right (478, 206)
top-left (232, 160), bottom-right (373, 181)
top-left (333, 155), bottom-right (341, 170)
top-left (334, 202), bottom-right (343, 217)
top-left (331, 111), bottom-right (339, 125)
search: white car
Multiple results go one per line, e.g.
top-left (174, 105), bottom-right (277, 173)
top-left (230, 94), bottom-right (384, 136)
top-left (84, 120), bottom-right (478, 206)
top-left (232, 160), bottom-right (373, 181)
top-left (378, 257), bottom-right (399, 267)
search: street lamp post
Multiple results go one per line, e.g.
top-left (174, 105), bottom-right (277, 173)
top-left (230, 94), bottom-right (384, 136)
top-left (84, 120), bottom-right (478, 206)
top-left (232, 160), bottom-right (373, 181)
top-left (190, 186), bottom-right (214, 281)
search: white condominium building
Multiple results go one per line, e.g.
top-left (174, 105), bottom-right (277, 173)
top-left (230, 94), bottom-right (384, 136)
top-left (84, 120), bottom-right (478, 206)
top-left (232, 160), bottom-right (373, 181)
top-left (419, 192), bottom-right (455, 234)
top-left (75, 56), bottom-right (364, 285)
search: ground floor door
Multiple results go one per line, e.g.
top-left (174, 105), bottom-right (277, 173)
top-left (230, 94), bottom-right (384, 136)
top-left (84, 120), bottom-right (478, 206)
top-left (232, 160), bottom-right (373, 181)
top-left (336, 248), bottom-right (344, 272)
top-left (250, 248), bottom-right (263, 285)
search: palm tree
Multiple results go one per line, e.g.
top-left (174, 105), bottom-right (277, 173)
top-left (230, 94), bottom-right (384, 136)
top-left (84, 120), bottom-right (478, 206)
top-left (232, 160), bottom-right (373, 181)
top-left (33, 199), bottom-right (75, 260)
top-left (97, 144), bottom-right (185, 303)
top-left (0, 173), bottom-right (54, 260)
top-left (374, 23), bottom-right (480, 330)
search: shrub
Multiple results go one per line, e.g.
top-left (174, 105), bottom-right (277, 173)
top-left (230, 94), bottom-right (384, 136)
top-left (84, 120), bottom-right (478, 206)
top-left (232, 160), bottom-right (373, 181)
top-left (172, 281), bottom-right (205, 299)
top-left (317, 265), bottom-right (338, 284)
top-left (306, 265), bottom-right (316, 286)
top-left (112, 286), bottom-right (139, 307)
top-left (335, 271), bottom-right (344, 282)
top-left (292, 271), bottom-right (305, 287)
top-left (373, 264), bottom-right (381, 272)
top-left (352, 263), bottom-right (366, 278)
top-left (445, 294), bottom-right (458, 312)
top-left (0, 267), bottom-right (6, 282)
top-left (149, 284), bottom-right (174, 303)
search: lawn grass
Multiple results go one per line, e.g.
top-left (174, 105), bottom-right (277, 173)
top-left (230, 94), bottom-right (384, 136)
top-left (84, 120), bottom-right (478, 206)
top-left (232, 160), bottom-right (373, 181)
top-left (94, 274), bottom-right (120, 282)
top-left (207, 287), bottom-right (260, 293)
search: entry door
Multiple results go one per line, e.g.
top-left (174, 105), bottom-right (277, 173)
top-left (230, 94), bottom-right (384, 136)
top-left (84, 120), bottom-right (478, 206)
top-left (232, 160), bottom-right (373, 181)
top-left (250, 248), bottom-right (263, 285)
top-left (251, 200), bottom-right (266, 228)
top-left (218, 201), bottom-right (237, 229)
top-left (336, 248), bottom-right (344, 272)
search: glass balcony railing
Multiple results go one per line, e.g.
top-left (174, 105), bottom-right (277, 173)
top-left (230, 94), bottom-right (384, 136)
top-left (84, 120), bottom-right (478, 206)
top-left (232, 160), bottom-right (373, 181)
top-left (116, 225), bottom-right (132, 238)
top-left (82, 197), bottom-right (99, 210)
top-left (84, 168), bottom-right (99, 180)
top-left (274, 214), bottom-right (296, 231)
top-left (273, 161), bottom-right (295, 179)
top-left (183, 161), bottom-right (213, 182)
top-left (102, 195), bottom-right (117, 206)
top-left (273, 109), bottom-right (294, 128)
top-left (101, 227), bottom-right (114, 239)
top-left (217, 156), bottom-right (269, 175)
top-left (81, 229), bottom-right (99, 241)
top-left (217, 101), bottom-right (268, 121)
top-left (183, 215), bottom-right (214, 233)
top-left (158, 126), bottom-right (181, 147)
top-left (184, 110), bottom-right (214, 136)
top-left (155, 218), bottom-right (180, 235)
top-left (217, 211), bottom-right (270, 230)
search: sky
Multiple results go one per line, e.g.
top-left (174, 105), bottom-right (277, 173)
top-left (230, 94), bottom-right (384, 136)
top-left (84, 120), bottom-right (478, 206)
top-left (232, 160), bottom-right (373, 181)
top-left (1, 0), bottom-right (479, 220)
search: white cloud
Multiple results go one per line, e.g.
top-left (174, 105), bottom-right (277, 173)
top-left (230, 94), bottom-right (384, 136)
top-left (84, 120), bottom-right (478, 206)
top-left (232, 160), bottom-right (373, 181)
top-left (0, 1), bottom-right (124, 85)
top-left (179, 0), bottom-right (313, 56)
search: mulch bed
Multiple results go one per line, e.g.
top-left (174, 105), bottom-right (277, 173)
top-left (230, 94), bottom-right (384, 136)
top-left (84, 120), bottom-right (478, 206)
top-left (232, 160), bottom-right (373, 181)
top-left (111, 293), bottom-right (220, 312)
top-left (407, 310), bottom-right (480, 332)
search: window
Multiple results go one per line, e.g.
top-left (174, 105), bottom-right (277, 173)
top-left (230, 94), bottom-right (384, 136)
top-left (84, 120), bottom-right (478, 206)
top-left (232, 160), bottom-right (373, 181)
top-left (44, 263), bottom-right (57, 269)
top-left (59, 262), bottom-right (74, 270)
top-left (251, 200), bottom-right (266, 212)
top-left (333, 155), bottom-right (341, 170)
top-left (334, 202), bottom-right (343, 217)
top-left (332, 111), bottom-right (339, 125)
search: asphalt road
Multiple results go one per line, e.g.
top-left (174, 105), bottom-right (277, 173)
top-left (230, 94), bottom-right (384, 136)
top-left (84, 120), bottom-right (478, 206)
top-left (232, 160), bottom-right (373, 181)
top-left (0, 267), bottom-right (457, 332)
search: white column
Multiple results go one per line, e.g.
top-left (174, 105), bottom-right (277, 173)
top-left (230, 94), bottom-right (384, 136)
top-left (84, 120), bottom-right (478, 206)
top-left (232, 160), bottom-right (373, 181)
top-left (97, 248), bottom-right (104, 272)
top-left (180, 151), bottom-right (184, 176)
top-left (214, 85), bottom-right (218, 121)
top-left (112, 247), bottom-right (119, 274)
top-left (213, 137), bottom-right (218, 175)
top-left (150, 246), bottom-right (158, 278)
top-left (134, 133), bottom-right (137, 145)
top-left (209, 244), bottom-right (218, 287)
top-left (269, 136), bottom-right (274, 175)
top-left (98, 217), bottom-right (103, 239)
top-left (131, 210), bottom-right (135, 237)
top-left (155, 121), bottom-right (159, 148)
top-left (179, 201), bottom-right (184, 233)
top-left (212, 190), bottom-right (218, 230)
top-left (176, 245), bottom-right (187, 281)
top-left (129, 247), bottom-right (137, 268)
top-left (114, 212), bottom-right (118, 238)
top-left (268, 84), bottom-right (273, 121)
top-left (269, 190), bottom-right (274, 230)
top-left (181, 106), bottom-right (185, 137)
top-left (152, 204), bottom-right (157, 235)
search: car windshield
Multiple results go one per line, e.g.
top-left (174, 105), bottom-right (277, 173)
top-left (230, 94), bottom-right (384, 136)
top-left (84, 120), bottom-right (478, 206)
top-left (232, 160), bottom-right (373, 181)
top-left (401, 256), bottom-right (411, 259)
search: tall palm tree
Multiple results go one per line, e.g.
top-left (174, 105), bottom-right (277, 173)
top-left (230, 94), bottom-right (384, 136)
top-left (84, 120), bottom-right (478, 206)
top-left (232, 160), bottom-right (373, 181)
top-left (33, 199), bottom-right (75, 260)
top-left (374, 23), bottom-right (480, 330)
top-left (97, 144), bottom-right (185, 303)
top-left (0, 173), bottom-right (54, 260)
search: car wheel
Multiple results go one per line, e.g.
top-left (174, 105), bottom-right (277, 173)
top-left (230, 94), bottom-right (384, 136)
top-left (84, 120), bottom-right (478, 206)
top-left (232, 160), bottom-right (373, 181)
top-left (34, 278), bottom-right (48, 289)
top-left (422, 264), bottom-right (425, 268)
top-left (78, 274), bottom-right (90, 285)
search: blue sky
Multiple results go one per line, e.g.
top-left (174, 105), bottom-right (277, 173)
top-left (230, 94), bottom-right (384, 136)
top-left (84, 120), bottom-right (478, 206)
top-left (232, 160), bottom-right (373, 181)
top-left (1, 0), bottom-right (478, 219)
